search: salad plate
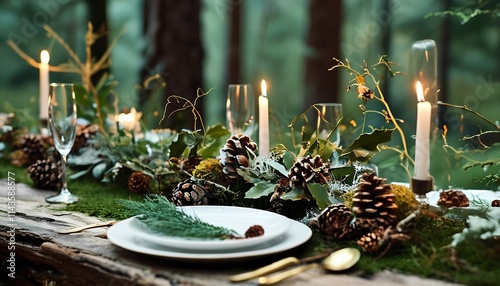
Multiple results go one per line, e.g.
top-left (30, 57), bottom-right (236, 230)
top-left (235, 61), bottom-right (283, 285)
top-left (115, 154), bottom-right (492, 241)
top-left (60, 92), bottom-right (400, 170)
top-left (128, 206), bottom-right (290, 251)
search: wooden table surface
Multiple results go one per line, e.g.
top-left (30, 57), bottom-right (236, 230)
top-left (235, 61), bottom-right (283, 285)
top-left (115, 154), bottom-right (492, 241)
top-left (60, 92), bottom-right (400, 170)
top-left (0, 180), bottom-right (463, 286)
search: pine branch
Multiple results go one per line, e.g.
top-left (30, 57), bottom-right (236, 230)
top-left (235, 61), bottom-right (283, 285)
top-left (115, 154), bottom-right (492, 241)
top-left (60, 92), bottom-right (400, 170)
top-left (120, 195), bottom-right (239, 239)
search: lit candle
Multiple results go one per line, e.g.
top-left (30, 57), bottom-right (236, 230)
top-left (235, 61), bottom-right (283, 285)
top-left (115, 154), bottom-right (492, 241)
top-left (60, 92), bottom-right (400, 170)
top-left (259, 80), bottom-right (269, 157)
top-left (117, 107), bottom-right (142, 133)
top-left (39, 50), bottom-right (50, 122)
top-left (414, 81), bottom-right (431, 180)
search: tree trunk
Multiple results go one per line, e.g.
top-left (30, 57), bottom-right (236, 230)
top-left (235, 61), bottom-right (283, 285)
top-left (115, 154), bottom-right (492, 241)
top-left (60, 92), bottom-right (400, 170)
top-left (86, 0), bottom-right (109, 85)
top-left (304, 1), bottom-right (342, 107)
top-left (227, 2), bottom-right (241, 84)
top-left (141, 0), bottom-right (204, 130)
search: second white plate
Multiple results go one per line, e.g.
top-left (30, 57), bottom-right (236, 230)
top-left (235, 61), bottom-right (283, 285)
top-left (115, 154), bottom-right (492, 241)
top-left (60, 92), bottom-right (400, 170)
top-left (130, 206), bottom-right (290, 251)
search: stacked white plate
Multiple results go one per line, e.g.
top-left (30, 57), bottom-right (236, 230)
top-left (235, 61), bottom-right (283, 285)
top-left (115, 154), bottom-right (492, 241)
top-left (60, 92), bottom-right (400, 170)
top-left (107, 206), bottom-right (312, 262)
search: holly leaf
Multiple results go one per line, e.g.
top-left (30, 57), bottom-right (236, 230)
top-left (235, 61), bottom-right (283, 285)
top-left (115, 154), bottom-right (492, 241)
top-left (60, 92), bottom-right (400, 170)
top-left (342, 128), bottom-right (394, 162)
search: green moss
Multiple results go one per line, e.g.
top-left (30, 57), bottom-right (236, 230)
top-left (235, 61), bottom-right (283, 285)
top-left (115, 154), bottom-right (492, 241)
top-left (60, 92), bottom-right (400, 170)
top-left (62, 178), bottom-right (142, 220)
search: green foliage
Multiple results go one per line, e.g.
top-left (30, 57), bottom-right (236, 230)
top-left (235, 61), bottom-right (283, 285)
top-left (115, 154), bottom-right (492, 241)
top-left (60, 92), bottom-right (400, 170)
top-left (120, 195), bottom-right (238, 239)
top-left (426, 0), bottom-right (500, 24)
top-left (342, 128), bottom-right (394, 162)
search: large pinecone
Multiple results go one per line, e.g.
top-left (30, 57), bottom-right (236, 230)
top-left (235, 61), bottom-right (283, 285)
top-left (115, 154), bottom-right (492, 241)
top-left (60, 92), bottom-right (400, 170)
top-left (288, 154), bottom-right (331, 189)
top-left (314, 204), bottom-right (359, 240)
top-left (352, 172), bottom-right (397, 231)
top-left (171, 178), bottom-right (210, 206)
top-left (220, 134), bottom-right (258, 178)
top-left (19, 134), bottom-right (50, 166)
top-left (27, 158), bottom-right (61, 190)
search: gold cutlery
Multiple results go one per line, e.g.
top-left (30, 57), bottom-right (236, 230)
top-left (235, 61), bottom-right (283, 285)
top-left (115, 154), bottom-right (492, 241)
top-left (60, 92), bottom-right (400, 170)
top-left (257, 247), bottom-right (361, 285)
top-left (228, 251), bottom-right (331, 282)
top-left (57, 220), bottom-right (117, 234)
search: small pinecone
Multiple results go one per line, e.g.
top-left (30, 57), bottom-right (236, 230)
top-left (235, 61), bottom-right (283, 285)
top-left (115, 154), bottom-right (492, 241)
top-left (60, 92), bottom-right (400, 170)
top-left (357, 227), bottom-right (384, 254)
top-left (171, 178), bottom-right (209, 206)
top-left (315, 204), bottom-right (359, 240)
top-left (352, 172), bottom-right (398, 231)
top-left (437, 190), bottom-right (469, 208)
top-left (288, 154), bottom-right (331, 189)
top-left (492, 199), bottom-right (500, 207)
top-left (27, 158), bottom-right (61, 190)
top-left (19, 134), bottom-right (48, 165)
top-left (220, 134), bottom-right (258, 178)
top-left (245, 225), bottom-right (265, 238)
top-left (128, 171), bottom-right (151, 194)
top-left (72, 124), bottom-right (99, 154)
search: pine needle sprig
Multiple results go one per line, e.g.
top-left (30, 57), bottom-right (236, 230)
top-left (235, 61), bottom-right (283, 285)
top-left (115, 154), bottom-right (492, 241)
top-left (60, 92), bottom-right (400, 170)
top-left (120, 195), bottom-right (239, 239)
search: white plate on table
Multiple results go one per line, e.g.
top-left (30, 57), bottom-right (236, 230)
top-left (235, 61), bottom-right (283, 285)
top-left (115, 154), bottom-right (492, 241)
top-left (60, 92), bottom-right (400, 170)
top-left (107, 216), bottom-right (312, 262)
top-left (427, 189), bottom-right (500, 216)
top-left (129, 206), bottom-right (290, 251)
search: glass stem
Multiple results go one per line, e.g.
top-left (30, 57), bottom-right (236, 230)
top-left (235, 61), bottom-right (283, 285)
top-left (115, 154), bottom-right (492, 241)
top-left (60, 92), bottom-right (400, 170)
top-left (61, 154), bottom-right (69, 192)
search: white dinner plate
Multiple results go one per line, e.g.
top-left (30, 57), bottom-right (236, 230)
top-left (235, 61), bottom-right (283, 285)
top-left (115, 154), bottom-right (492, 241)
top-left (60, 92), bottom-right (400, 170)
top-left (129, 206), bottom-right (290, 251)
top-left (107, 217), bottom-right (312, 262)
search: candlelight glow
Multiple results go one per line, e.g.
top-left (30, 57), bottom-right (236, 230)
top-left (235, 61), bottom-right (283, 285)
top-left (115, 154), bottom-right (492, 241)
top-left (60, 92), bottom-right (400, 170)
top-left (415, 81), bottom-right (425, 102)
top-left (40, 50), bottom-right (50, 64)
top-left (261, 80), bottom-right (267, 97)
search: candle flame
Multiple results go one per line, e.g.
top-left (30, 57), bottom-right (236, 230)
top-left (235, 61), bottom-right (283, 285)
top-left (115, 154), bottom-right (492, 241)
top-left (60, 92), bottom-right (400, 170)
top-left (415, 81), bottom-right (425, 102)
top-left (40, 50), bottom-right (50, 64)
top-left (261, 80), bottom-right (267, 97)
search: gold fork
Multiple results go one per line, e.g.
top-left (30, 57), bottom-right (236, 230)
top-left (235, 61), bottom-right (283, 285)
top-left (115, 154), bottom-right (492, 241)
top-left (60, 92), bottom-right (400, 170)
top-left (56, 221), bottom-right (117, 234)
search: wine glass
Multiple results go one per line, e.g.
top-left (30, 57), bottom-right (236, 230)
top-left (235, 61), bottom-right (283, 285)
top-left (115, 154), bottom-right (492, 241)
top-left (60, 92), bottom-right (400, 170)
top-left (46, 83), bottom-right (78, 204)
top-left (226, 84), bottom-right (255, 137)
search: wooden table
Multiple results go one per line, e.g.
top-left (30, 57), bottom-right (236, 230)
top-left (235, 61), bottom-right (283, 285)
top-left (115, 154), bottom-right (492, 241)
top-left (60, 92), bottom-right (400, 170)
top-left (0, 180), bottom-right (463, 286)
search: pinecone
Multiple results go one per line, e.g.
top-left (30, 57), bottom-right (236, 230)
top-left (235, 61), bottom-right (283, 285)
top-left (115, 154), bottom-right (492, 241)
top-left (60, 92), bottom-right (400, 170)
top-left (220, 134), bottom-right (258, 178)
top-left (314, 204), bottom-right (359, 240)
top-left (437, 190), bottom-right (469, 208)
top-left (128, 171), bottom-right (151, 194)
top-left (357, 228), bottom-right (383, 254)
top-left (19, 134), bottom-right (49, 166)
top-left (288, 154), bottom-right (331, 189)
top-left (352, 172), bottom-right (398, 231)
top-left (171, 178), bottom-right (210, 206)
top-left (72, 124), bottom-right (99, 154)
top-left (27, 158), bottom-right (61, 190)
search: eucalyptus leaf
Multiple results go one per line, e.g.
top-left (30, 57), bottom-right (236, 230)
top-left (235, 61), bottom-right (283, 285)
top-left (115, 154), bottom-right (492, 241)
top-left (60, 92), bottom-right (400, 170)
top-left (92, 161), bottom-right (109, 178)
top-left (281, 187), bottom-right (312, 201)
top-left (244, 181), bottom-right (276, 199)
top-left (307, 183), bottom-right (332, 209)
top-left (267, 160), bottom-right (288, 177)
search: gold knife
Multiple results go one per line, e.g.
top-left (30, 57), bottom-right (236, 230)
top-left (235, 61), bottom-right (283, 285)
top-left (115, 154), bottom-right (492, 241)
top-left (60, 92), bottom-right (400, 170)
top-left (56, 221), bottom-right (117, 234)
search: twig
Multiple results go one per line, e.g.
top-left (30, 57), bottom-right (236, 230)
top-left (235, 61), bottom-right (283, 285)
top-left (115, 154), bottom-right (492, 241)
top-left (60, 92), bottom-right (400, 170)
top-left (438, 101), bottom-right (500, 130)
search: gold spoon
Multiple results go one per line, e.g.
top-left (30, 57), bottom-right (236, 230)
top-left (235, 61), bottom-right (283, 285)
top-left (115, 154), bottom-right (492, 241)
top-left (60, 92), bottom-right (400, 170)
top-left (257, 247), bottom-right (361, 285)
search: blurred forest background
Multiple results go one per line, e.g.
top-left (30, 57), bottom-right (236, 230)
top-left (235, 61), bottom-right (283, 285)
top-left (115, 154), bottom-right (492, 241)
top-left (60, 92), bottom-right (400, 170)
top-left (1, 0), bottom-right (499, 187)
